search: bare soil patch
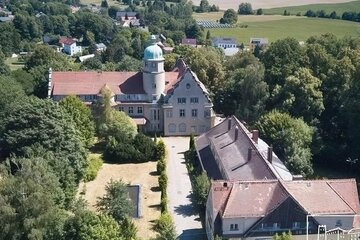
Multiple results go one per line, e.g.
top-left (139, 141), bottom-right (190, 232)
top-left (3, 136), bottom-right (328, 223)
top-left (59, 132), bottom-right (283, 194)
top-left (192, 0), bottom-right (356, 10)
top-left (78, 161), bottom-right (161, 239)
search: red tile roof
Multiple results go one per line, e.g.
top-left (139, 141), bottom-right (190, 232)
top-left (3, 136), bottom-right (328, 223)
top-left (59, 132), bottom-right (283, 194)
top-left (59, 37), bottom-right (76, 45)
top-left (51, 71), bottom-right (180, 96)
top-left (222, 180), bottom-right (288, 218)
top-left (283, 179), bottom-right (360, 215)
top-left (211, 179), bottom-right (360, 220)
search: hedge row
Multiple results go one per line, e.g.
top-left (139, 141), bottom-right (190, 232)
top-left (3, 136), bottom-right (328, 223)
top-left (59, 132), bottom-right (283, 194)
top-left (154, 139), bottom-right (177, 239)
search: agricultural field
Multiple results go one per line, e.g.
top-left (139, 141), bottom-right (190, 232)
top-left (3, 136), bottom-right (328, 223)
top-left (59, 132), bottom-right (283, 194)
top-left (192, 0), bottom-right (357, 10)
top-left (264, 0), bottom-right (360, 15)
top-left (194, 13), bottom-right (360, 44)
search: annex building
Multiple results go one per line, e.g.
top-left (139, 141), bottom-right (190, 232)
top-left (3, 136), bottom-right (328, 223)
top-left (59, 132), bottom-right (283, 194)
top-left (49, 35), bottom-right (215, 136)
top-left (196, 116), bottom-right (360, 240)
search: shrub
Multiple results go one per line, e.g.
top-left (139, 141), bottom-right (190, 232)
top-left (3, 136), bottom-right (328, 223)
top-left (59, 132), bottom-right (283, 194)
top-left (154, 212), bottom-right (177, 240)
top-left (157, 159), bottom-right (166, 175)
top-left (193, 172), bottom-right (210, 206)
top-left (160, 195), bottom-right (168, 213)
top-left (158, 171), bottom-right (168, 193)
top-left (133, 133), bottom-right (157, 162)
top-left (156, 139), bottom-right (166, 161)
top-left (84, 155), bottom-right (103, 182)
top-left (189, 134), bottom-right (195, 150)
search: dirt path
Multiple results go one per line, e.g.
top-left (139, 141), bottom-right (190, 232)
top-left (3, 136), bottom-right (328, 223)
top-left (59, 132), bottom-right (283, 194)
top-left (192, 0), bottom-right (356, 10)
top-left (78, 161), bottom-right (161, 239)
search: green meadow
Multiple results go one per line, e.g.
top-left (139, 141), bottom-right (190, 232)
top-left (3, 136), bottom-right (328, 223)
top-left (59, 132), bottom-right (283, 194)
top-left (263, 0), bottom-right (360, 15)
top-left (193, 13), bottom-right (360, 45)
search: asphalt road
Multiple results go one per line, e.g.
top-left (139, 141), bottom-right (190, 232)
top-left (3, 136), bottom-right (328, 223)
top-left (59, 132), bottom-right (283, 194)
top-left (163, 137), bottom-right (207, 240)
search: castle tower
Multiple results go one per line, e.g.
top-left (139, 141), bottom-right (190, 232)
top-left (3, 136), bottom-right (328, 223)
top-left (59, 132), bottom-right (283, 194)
top-left (143, 35), bottom-right (165, 102)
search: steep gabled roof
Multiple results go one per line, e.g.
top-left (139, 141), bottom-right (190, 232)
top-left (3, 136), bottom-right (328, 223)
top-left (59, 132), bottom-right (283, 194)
top-left (195, 116), bottom-right (292, 181)
top-left (166, 68), bottom-right (212, 103)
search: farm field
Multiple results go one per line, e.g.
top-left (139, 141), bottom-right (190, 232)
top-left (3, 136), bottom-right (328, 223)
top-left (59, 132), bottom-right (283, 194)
top-left (194, 12), bottom-right (301, 22)
top-left (77, 161), bottom-right (161, 239)
top-left (206, 16), bottom-right (360, 44)
top-left (192, 0), bottom-right (357, 10)
top-left (264, 0), bottom-right (360, 15)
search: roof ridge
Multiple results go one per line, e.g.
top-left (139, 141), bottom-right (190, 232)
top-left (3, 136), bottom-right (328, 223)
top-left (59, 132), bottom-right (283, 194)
top-left (326, 181), bottom-right (357, 214)
top-left (279, 180), bottom-right (311, 214)
top-left (222, 183), bottom-right (236, 217)
top-left (232, 116), bottom-right (280, 180)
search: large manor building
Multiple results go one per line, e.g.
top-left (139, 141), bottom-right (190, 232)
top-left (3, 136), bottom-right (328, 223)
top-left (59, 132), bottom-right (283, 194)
top-left (49, 35), bottom-right (215, 135)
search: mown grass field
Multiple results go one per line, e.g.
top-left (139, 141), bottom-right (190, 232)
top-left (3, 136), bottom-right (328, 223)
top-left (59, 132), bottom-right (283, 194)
top-left (194, 13), bottom-right (360, 44)
top-left (264, 0), bottom-right (360, 15)
top-left (5, 57), bottom-right (25, 71)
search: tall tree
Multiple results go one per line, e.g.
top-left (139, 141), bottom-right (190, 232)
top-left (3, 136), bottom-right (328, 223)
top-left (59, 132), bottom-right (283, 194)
top-left (64, 210), bottom-right (124, 240)
top-left (182, 47), bottom-right (225, 94)
top-left (60, 96), bottom-right (95, 148)
top-left (0, 158), bottom-right (68, 240)
top-left (96, 179), bottom-right (134, 222)
top-left (220, 9), bottom-right (238, 24)
top-left (238, 2), bottom-right (253, 14)
top-left (272, 67), bottom-right (324, 124)
top-left (256, 110), bottom-right (314, 177)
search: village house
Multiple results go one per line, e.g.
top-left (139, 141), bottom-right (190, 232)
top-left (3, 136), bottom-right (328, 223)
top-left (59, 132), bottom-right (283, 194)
top-left (181, 38), bottom-right (197, 47)
top-left (59, 37), bottom-right (82, 56)
top-left (212, 37), bottom-right (239, 56)
top-left (249, 37), bottom-right (269, 52)
top-left (196, 116), bottom-right (360, 240)
top-left (49, 35), bottom-right (215, 136)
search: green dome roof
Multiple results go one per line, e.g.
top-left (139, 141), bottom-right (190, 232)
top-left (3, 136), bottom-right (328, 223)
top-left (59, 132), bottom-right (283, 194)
top-left (144, 35), bottom-right (164, 61)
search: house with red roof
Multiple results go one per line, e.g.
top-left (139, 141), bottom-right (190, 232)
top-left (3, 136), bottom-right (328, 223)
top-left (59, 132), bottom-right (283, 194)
top-left (58, 37), bottom-right (82, 56)
top-left (49, 35), bottom-right (215, 135)
top-left (196, 116), bottom-right (360, 239)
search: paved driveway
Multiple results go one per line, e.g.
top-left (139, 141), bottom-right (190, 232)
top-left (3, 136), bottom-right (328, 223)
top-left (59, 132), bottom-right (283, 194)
top-left (163, 137), bottom-right (206, 240)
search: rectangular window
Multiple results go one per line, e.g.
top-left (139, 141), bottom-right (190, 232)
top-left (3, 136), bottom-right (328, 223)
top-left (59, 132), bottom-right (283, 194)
top-left (190, 97), bottom-right (199, 104)
top-left (204, 109), bottom-right (210, 118)
top-left (191, 109), bottom-right (198, 117)
top-left (128, 107), bottom-right (133, 114)
top-left (273, 223), bottom-right (279, 229)
top-left (230, 224), bottom-right (238, 231)
top-left (293, 222), bottom-right (300, 229)
top-left (177, 97), bottom-right (186, 104)
top-left (166, 110), bottom-right (173, 118)
top-left (137, 107), bottom-right (143, 114)
top-left (179, 109), bottom-right (185, 117)
top-left (119, 106), bottom-right (124, 111)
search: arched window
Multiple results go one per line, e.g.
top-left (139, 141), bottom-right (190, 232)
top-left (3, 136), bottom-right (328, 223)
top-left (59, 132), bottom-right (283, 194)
top-left (179, 123), bottom-right (186, 132)
top-left (168, 123), bottom-right (176, 133)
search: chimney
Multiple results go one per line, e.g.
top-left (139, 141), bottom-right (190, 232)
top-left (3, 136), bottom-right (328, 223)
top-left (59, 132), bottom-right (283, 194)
top-left (228, 118), bottom-right (232, 131)
top-left (252, 130), bottom-right (259, 144)
top-left (223, 182), bottom-right (228, 187)
top-left (267, 146), bottom-right (273, 163)
top-left (247, 148), bottom-right (252, 162)
top-left (235, 126), bottom-right (239, 141)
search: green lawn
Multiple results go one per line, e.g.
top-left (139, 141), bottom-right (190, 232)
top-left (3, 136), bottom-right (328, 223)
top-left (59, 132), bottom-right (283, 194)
top-left (5, 57), bottom-right (25, 71)
top-left (263, 0), bottom-right (360, 16)
top-left (209, 17), bottom-right (360, 44)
